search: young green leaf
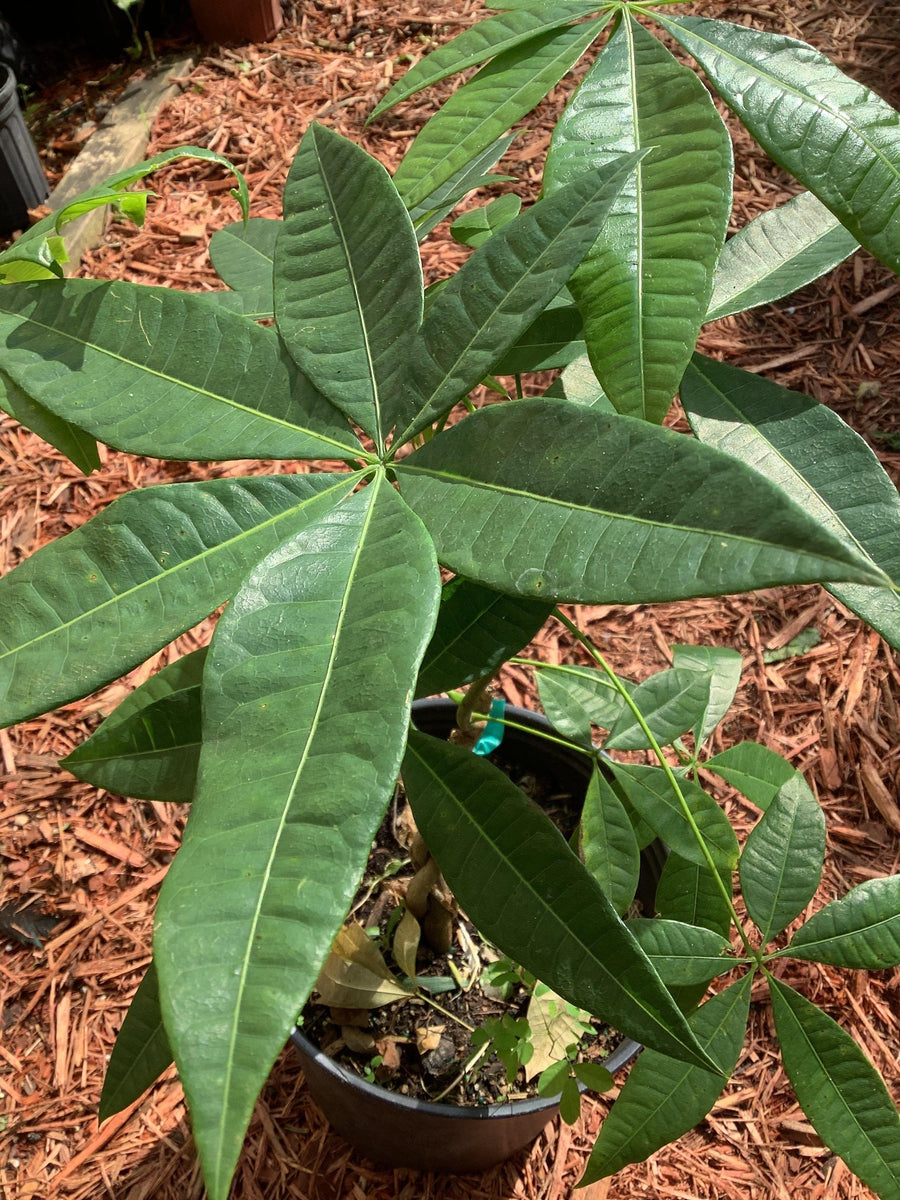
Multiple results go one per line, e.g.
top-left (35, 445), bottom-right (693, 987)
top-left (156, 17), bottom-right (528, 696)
top-left (275, 124), bottom-right (423, 446)
top-left (581, 765), bottom-right (641, 916)
top-left (208, 218), bottom-right (280, 319)
top-left (397, 399), bottom-right (888, 606)
top-left (403, 731), bottom-right (725, 1076)
top-left (99, 961), bottom-right (173, 1123)
top-left (657, 14), bottom-right (900, 275)
top-left (704, 741), bottom-right (797, 812)
top-left (671, 644), bottom-right (742, 746)
top-left (62, 649), bottom-right (207, 801)
top-left (0, 280), bottom-right (363, 463)
top-left (682, 354), bottom-right (900, 651)
top-left (604, 667), bottom-right (713, 751)
top-left (783, 876), bottom-right (900, 969)
top-left (769, 977), bottom-right (900, 1199)
top-left (583, 975), bottom-right (752, 1182)
top-left (0, 474), bottom-right (355, 728)
top-left (545, 14), bottom-right (732, 423)
top-left (573, 1060), bottom-right (614, 1093)
top-left (393, 18), bottom-right (608, 212)
top-left (655, 853), bottom-right (733, 939)
top-left (0, 368), bottom-right (100, 475)
top-left (535, 663), bottom-right (632, 742)
top-left (155, 478), bottom-right (441, 1200)
top-left (705, 191), bottom-right (859, 323)
top-left (408, 133), bottom-right (517, 241)
top-left (739, 775), bottom-right (826, 943)
top-left (628, 918), bottom-right (736, 987)
top-left (608, 762), bottom-right (739, 872)
top-left (369, 3), bottom-right (601, 121)
top-left (451, 194), bottom-right (522, 248)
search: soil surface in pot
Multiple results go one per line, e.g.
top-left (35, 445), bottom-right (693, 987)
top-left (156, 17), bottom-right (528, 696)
top-left (299, 743), bottom-right (631, 1108)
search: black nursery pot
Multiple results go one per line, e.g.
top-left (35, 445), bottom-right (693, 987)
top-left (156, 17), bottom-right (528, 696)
top-left (291, 699), bottom-right (667, 1173)
top-left (0, 65), bottom-right (48, 237)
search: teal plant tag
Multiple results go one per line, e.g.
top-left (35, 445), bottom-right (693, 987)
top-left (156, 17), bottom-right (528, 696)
top-left (473, 698), bottom-right (507, 756)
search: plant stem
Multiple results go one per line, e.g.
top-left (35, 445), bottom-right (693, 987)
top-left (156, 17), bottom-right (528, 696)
top-left (416, 990), bottom-right (476, 1033)
top-left (552, 609), bottom-right (757, 960)
top-left (464, 710), bottom-right (597, 760)
top-left (430, 1040), bottom-right (492, 1103)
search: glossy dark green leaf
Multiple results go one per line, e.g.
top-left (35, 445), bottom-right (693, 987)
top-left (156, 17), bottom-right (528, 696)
top-left (545, 14), bottom-right (732, 422)
top-left (394, 19), bottom-right (607, 213)
top-left (415, 578), bottom-right (551, 699)
top-left (408, 134), bottom-right (517, 241)
top-left (784, 876), bottom-right (900, 969)
top-left (704, 741), bottom-right (796, 812)
top-left (705, 192), bottom-right (859, 323)
top-left (492, 304), bottom-right (586, 374)
top-left (682, 354), bottom-right (900, 650)
top-left (99, 961), bottom-right (173, 1122)
top-left (535, 663), bottom-right (632, 743)
top-left (402, 730), bottom-right (724, 1074)
top-left (582, 974), bottom-right (752, 1182)
top-left (581, 764), bottom-right (641, 915)
top-left (609, 762), bottom-right (739, 871)
top-left (155, 477), bottom-right (441, 1200)
top-left (397, 399), bottom-right (887, 605)
top-left (369, 3), bottom-right (602, 120)
top-left (0, 473), bottom-right (354, 728)
top-left (208, 218), bottom-right (280, 319)
top-left (670, 645), bottom-right (742, 746)
top-left (399, 154), bottom-right (643, 442)
top-left (0, 367), bottom-right (100, 474)
top-left (627, 918), bottom-right (736, 987)
top-left (274, 124), bottom-right (422, 445)
top-left (604, 668), bottom-right (713, 751)
top-left (0, 280), bottom-right (362, 462)
top-left (739, 775), bottom-right (826, 942)
top-left (62, 649), bottom-right (207, 801)
top-left (658, 14), bottom-right (900, 275)
top-left (451, 194), bottom-right (522, 248)
top-left (769, 977), bottom-right (900, 1199)
top-left (655, 853), bottom-right (733, 939)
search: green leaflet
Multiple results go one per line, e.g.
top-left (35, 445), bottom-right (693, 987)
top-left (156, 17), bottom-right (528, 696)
top-left (402, 730), bottom-right (723, 1075)
top-left (604, 667), bottom-right (713, 751)
top-left (784, 876), bottom-right (900, 969)
top-left (705, 191), bottom-right (859, 322)
top-left (582, 974), bottom-right (752, 1182)
top-left (397, 399), bottom-right (887, 606)
top-left (0, 366), bottom-right (100, 474)
top-left (545, 14), bottom-right (732, 422)
top-left (208, 218), bottom-right (280, 319)
top-left (580, 764), bottom-right (641, 915)
top-left (739, 775), bottom-right (826, 943)
top-left (769, 978), bottom-right (900, 1199)
top-left (62, 649), bottom-right (207, 801)
top-left (627, 919), bottom-right (737, 988)
top-left (671, 644), bottom-right (742, 746)
top-left (99, 962), bottom-right (173, 1122)
top-left (155, 477), bottom-right (441, 1200)
top-left (408, 134), bottom-right (517, 242)
top-left (393, 18), bottom-right (608, 213)
top-left (0, 279), bottom-right (362, 463)
top-left (682, 354), bottom-right (900, 651)
top-left (274, 125), bottom-right (422, 446)
top-left (535, 662), bottom-right (632, 743)
top-left (705, 740), bottom-right (797, 812)
top-left (0, 474), bottom-right (356, 728)
top-left (450, 194), bottom-right (522, 248)
top-left (654, 853), bottom-right (733, 939)
top-left (658, 14), bottom-right (900, 275)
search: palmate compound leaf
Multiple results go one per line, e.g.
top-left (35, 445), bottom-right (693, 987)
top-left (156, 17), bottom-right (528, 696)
top-left (769, 977), bottom-right (900, 1200)
top-left (782, 875), bottom-right (900, 969)
top-left (62, 649), bottom-right (207, 802)
top-left (274, 124), bottom-right (423, 446)
top-left (681, 355), bottom-right (900, 651)
top-left (154, 476), bottom-right (441, 1200)
top-left (392, 17), bottom-right (609, 214)
top-left (656, 15), bottom-right (900, 276)
top-left (739, 774), bottom-right (826, 944)
top-left (0, 280), bottom-right (364, 463)
top-left (99, 961), bottom-right (173, 1122)
top-left (0, 473), bottom-right (357, 728)
top-left (398, 152), bottom-right (645, 443)
top-left (396, 399), bottom-right (887, 607)
top-left (402, 730), bottom-right (724, 1076)
top-left (544, 13), bottom-right (732, 424)
top-left (581, 974), bottom-right (752, 1183)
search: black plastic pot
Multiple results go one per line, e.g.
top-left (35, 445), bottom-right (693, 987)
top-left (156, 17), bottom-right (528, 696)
top-left (292, 699), bottom-right (666, 1173)
top-left (0, 64), bottom-right (48, 237)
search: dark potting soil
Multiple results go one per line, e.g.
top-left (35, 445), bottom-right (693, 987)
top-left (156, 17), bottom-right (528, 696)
top-left (299, 745), bottom-right (627, 1108)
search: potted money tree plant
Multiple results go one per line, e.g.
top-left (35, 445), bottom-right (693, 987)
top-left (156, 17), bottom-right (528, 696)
top-left (0, 1), bottom-right (899, 1195)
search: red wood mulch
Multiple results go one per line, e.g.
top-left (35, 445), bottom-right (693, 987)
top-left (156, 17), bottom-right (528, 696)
top-left (1, 2), bottom-right (899, 1198)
